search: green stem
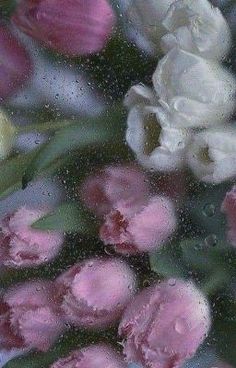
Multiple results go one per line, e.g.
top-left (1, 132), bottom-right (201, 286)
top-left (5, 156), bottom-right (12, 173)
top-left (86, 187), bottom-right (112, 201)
top-left (17, 120), bottom-right (74, 134)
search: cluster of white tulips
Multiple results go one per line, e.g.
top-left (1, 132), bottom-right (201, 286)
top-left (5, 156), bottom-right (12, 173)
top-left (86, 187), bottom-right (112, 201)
top-left (125, 0), bottom-right (236, 184)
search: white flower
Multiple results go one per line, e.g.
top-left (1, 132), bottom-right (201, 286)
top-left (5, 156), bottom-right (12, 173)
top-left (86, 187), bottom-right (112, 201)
top-left (124, 84), bottom-right (158, 108)
top-left (161, 0), bottom-right (231, 60)
top-left (124, 0), bottom-right (175, 55)
top-left (187, 127), bottom-right (236, 183)
top-left (0, 110), bottom-right (15, 160)
top-left (152, 48), bottom-right (236, 129)
top-left (125, 84), bottom-right (190, 171)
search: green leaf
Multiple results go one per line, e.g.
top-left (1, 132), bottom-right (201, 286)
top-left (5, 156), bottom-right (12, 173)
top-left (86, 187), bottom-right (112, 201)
top-left (181, 239), bottom-right (217, 272)
top-left (17, 119), bottom-right (75, 134)
top-left (211, 294), bottom-right (236, 365)
top-left (150, 238), bottom-right (236, 288)
top-left (32, 202), bottom-right (96, 234)
top-left (0, 148), bottom-right (68, 200)
top-left (201, 270), bottom-right (230, 296)
top-left (0, 0), bottom-right (16, 18)
top-left (22, 105), bottom-right (125, 188)
top-left (149, 242), bottom-right (188, 279)
top-left (181, 238), bottom-right (236, 275)
top-left (187, 184), bottom-right (229, 238)
top-left (5, 351), bottom-right (58, 368)
top-left (0, 150), bottom-right (38, 199)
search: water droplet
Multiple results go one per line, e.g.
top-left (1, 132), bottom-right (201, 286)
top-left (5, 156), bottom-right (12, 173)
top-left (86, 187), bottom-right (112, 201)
top-left (202, 203), bottom-right (216, 217)
top-left (104, 246), bottom-right (116, 256)
top-left (194, 243), bottom-right (202, 251)
top-left (168, 278), bottom-right (176, 286)
top-left (205, 234), bottom-right (217, 247)
top-left (174, 318), bottom-right (188, 334)
top-left (143, 279), bottom-right (151, 287)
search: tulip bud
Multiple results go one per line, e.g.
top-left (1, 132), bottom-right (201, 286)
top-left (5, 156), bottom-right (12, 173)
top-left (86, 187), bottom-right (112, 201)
top-left (187, 128), bottom-right (236, 183)
top-left (56, 258), bottom-right (136, 329)
top-left (100, 196), bottom-right (177, 255)
top-left (0, 24), bottom-right (32, 102)
top-left (221, 186), bottom-right (236, 247)
top-left (119, 279), bottom-right (211, 368)
top-left (0, 281), bottom-right (64, 351)
top-left (80, 165), bottom-right (149, 217)
top-left (0, 206), bottom-right (64, 268)
top-left (161, 0), bottom-right (231, 60)
top-left (0, 110), bottom-right (16, 160)
top-left (12, 0), bottom-right (116, 57)
top-left (50, 344), bottom-right (126, 368)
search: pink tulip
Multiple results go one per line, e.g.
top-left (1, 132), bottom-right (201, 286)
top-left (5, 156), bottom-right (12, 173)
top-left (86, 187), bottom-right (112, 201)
top-left (119, 279), bottom-right (211, 368)
top-left (81, 165), bottom-right (149, 217)
top-left (12, 0), bottom-right (116, 57)
top-left (221, 186), bottom-right (236, 247)
top-left (0, 24), bottom-right (32, 102)
top-left (0, 281), bottom-right (64, 351)
top-left (0, 206), bottom-right (64, 268)
top-left (56, 257), bottom-right (136, 329)
top-left (50, 344), bottom-right (126, 368)
top-left (100, 196), bottom-right (177, 255)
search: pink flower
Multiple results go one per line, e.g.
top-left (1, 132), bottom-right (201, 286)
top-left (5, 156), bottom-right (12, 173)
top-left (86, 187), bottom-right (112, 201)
top-left (12, 0), bottom-right (116, 57)
top-left (119, 279), bottom-right (211, 368)
top-left (221, 186), bottom-right (236, 247)
top-left (50, 344), bottom-right (126, 368)
top-left (0, 281), bottom-right (64, 351)
top-left (0, 206), bottom-right (64, 268)
top-left (100, 196), bottom-right (177, 255)
top-left (56, 258), bottom-right (136, 329)
top-left (0, 24), bottom-right (32, 102)
top-left (80, 165), bottom-right (149, 217)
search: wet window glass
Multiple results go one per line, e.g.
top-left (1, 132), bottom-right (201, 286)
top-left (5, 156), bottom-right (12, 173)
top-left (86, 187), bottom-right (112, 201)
top-left (0, 0), bottom-right (236, 367)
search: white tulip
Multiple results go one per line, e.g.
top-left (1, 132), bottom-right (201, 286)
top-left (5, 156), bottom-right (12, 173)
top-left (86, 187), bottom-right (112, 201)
top-left (125, 84), bottom-right (190, 171)
top-left (124, 84), bottom-right (158, 108)
top-left (153, 48), bottom-right (236, 129)
top-left (187, 127), bottom-right (236, 183)
top-left (161, 0), bottom-right (231, 60)
top-left (124, 0), bottom-right (175, 54)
